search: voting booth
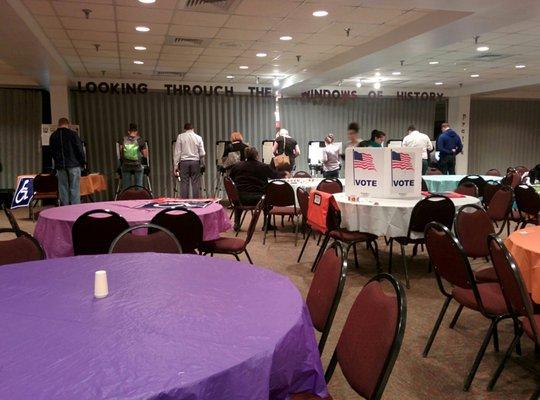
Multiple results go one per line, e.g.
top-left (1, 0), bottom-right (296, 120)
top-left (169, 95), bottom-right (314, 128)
top-left (344, 147), bottom-right (422, 198)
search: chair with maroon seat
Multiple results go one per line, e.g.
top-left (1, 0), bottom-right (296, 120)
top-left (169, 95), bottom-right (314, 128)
top-left (515, 166), bottom-right (529, 177)
top-left (29, 173), bottom-right (59, 220)
top-left (150, 206), bottom-right (203, 254)
top-left (423, 222), bottom-right (510, 391)
top-left (292, 273), bottom-right (406, 400)
top-left (388, 195), bottom-right (455, 288)
top-left (427, 167), bottom-right (443, 175)
top-left (72, 210), bottom-right (130, 255)
top-left (486, 168), bottom-right (501, 177)
top-left (316, 178), bottom-right (343, 194)
top-left (459, 175), bottom-right (486, 197)
top-left (199, 199), bottom-right (263, 264)
top-left (0, 228), bottom-right (45, 266)
top-left (455, 182), bottom-right (479, 197)
top-left (482, 180), bottom-right (502, 208)
top-left (115, 185), bottom-right (153, 201)
top-left (514, 184), bottom-right (540, 229)
top-left (486, 235), bottom-right (540, 393)
top-left (223, 176), bottom-right (257, 236)
top-left (263, 180), bottom-right (300, 246)
top-left (306, 242), bottom-right (347, 354)
top-left (293, 171), bottom-right (312, 178)
top-left (486, 186), bottom-right (513, 235)
top-left (2, 205), bottom-right (22, 234)
top-left (108, 223), bottom-right (182, 254)
top-left (501, 171), bottom-right (521, 189)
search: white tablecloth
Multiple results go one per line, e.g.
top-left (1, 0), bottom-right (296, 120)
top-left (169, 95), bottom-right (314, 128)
top-left (334, 192), bottom-right (481, 238)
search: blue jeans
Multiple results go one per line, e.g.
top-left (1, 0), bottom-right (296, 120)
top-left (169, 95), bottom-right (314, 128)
top-left (122, 165), bottom-right (144, 189)
top-left (57, 167), bottom-right (81, 206)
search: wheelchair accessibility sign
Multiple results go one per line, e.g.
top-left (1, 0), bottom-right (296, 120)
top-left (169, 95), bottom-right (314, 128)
top-left (11, 175), bottom-right (34, 209)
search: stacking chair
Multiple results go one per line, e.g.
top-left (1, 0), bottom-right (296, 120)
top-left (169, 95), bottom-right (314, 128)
top-left (109, 223), bottom-right (181, 254)
top-left (486, 186), bottom-right (513, 235)
top-left (459, 175), bottom-right (486, 197)
top-left (515, 166), bottom-right (530, 177)
top-left (501, 171), bottom-right (521, 189)
top-left (2, 205), bottom-right (22, 234)
top-left (293, 171), bottom-right (311, 178)
top-left (72, 210), bottom-right (130, 255)
top-left (486, 235), bottom-right (540, 393)
top-left (482, 180), bottom-right (502, 208)
top-left (0, 228), bottom-right (44, 266)
top-left (455, 182), bottom-right (479, 197)
top-left (29, 173), bottom-right (59, 220)
top-left (423, 222), bottom-right (509, 391)
top-left (150, 206), bottom-right (203, 254)
top-left (486, 168), bottom-right (502, 177)
top-left (115, 185), bottom-right (153, 201)
top-left (292, 273), bottom-right (406, 400)
top-left (223, 176), bottom-right (256, 235)
top-left (426, 167), bottom-right (443, 175)
top-left (199, 199), bottom-right (263, 264)
top-left (388, 195), bottom-right (455, 288)
top-left (454, 204), bottom-right (497, 283)
top-left (297, 187), bottom-right (326, 263)
top-left (316, 178), bottom-right (343, 194)
top-left (263, 180), bottom-right (300, 245)
top-left (514, 184), bottom-right (540, 229)
top-left (306, 242), bottom-right (347, 354)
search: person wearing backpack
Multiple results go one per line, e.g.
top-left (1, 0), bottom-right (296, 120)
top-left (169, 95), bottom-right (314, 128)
top-left (120, 123), bottom-right (147, 190)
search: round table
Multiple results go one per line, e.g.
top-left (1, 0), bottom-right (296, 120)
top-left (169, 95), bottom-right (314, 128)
top-left (34, 200), bottom-right (231, 258)
top-left (423, 175), bottom-right (502, 193)
top-left (0, 253), bottom-right (327, 400)
top-left (334, 192), bottom-right (481, 238)
top-left (506, 226), bottom-right (540, 304)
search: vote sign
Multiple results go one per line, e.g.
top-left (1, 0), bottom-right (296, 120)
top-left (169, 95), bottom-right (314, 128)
top-left (11, 175), bottom-right (35, 209)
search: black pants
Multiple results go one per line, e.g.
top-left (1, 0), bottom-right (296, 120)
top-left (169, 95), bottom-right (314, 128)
top-left (439, 154), bottom-right (456, 175)
top-left (235, 192), bottom-right (263, 227)
top-left (323, 169), bottom-right (339, 179)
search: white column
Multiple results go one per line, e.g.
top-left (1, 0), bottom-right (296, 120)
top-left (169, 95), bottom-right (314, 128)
top-left (447, 95), bottom-right (471, 174)
top-left (48, 84), bottom-right (70, 122)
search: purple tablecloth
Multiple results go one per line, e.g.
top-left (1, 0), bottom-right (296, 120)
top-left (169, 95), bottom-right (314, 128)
top-left (0, 253), bottom-right (327, 399)
top-left (34, 200), bottom-right (232, 258)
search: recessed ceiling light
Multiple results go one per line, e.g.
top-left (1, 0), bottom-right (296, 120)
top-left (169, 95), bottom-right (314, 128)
top-left (256, 52), bottom-right (267, 58)
top-left (429, 61), bottom-right (439, 65)
top-left (515, 64), bottom-right (526, 69)
top-left (374, 71), bottom-right (381, 77)
top-left (273, 78), bottom-right (280, 87)
top-left (133, 60), bottom-right (144, 64)
top-left (470, 74), bottom-right (479, 78)
top-left (134, 46), bottom-right (146, 51)
top-left (435, 82), bottom-right (443, 85)
top-left (239, 65), bottom-right (249, 69)
top-left (226, 75), bottom-right (234, 79)
top-left (280, 35), bottom-right (293, 41)
top-left (355, 81), bottom-right (362, 88)
top-left (135, 26), bottom-right (150, 32)
top-left (138, 0), bottom-right (155, 3)
top-left (391, 71), bottom-right (401, 76)
top-left (476, 46), bottom-right (490, 52)
top-left (312, 10), bottom-right (328, 17)
top-left (373, 82), bottom-right (381, 90)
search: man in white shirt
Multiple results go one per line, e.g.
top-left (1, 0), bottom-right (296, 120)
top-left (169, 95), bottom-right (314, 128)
top-left (174, 123), bottom-right (206, 198)
top-left (402, 125), bottom-right (433, 174)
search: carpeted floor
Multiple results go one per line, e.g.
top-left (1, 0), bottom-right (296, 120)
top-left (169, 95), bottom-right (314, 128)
top-left (2, 206), bottom-right (539, 400)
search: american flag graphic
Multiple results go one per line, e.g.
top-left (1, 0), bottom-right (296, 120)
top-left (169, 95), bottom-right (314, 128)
top-left (353, 151), bottom-right (376, 171)
top-left (391, 151), bottom-right (414, 170)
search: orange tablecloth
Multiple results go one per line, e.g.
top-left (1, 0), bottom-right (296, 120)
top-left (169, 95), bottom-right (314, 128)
top-left (80, 174), bottom-right (107, 196)
top-left (506, 226), bottom-right (540, 304)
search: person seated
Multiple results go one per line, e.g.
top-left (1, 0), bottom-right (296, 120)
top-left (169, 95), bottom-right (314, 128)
top-left (222, 131), bottom-right (248, 170)
top-left (229, 146), bottom-right (287, 231)
top-left (321, 133), bottom-right (341, 179)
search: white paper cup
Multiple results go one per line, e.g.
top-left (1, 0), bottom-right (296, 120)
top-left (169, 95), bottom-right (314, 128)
top-left (94, 270), bottom-right (109, 299)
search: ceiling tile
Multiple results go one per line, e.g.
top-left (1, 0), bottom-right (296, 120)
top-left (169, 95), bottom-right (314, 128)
top-left (216, 27), bottom-right (266, 40)
top-left (224, 15), bottom-right (280, 31)
top-left (116, 6), bottom-right (172, 23)
top-left (60, 17), bottom-right (116, 32)
top-left (168, 25), bottom-right (220, 39)
top-left (24, 0), bottom-right (55, 15)
top-left (171, 10), bottom-right (229, 27)
top-left (68, 30), bottom-right (117, 42)
top-left (274, 18), bottom-right (330, 34)
top-left (118, 33), bottom-right (165, 44)
top-left (52, 2), bottom-right (114, 19)
top-left (234, 0), bottom-right (302, 17)
top-left (161, 45), bottom-right (205, 55)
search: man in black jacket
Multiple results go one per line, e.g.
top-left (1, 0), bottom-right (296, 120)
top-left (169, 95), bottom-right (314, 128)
top-left (50, 117), bottom-right (86, 205)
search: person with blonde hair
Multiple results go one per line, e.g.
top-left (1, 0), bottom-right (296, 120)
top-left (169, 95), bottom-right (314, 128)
top-left (222, 131), bottom-right (248, 169)
top-left (272, 128), bottom-right (300, 171)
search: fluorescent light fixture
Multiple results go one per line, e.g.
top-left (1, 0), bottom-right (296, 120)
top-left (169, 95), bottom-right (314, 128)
top-left (226, 75), bottom-right (234, 79)
top-left (134, 46), bottom-right (147, 51)
top-left (133, 60), bottom-right (144, 64)
top-left (373, 82), bottom-right (381, 90)
top-left (273, 78), bottom-right (280, 87)
top-left (391, 71), bottom-right (401, 76)
top-left (515, 64), bottom-right (526, 69)
top-left (312, 10), bottom-right (328, 17)
top-left (429, 61), bottom-right (439, 65)
top-left (476, 46), bottom-right (490, 52)
top-left (279, 36), bottom-right (293, 41)
top-left (435, 82), bottom-right (443, 85)
top-left (355, 81), bottom-right (362, 88)
top-left (135, 26), bottom-right (150, 32)
top-left (470, 74), bottom-right (479, 78)
top-left (239, 65), bottom-right (249, 69)
top-left (256, 52), bottom-right (267, 58)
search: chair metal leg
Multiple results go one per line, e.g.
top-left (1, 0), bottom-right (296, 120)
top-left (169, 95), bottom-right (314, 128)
top-left (317, 233), bottom-right (322, 246)
top-left (529, 386), bottom-right (540, 400)
top-left (493, 323), bottom-right (500, 352)
top-left (263, 214), bottom-right (269, 245)
top-left (449, 305), bottom-right (464, 329)
top-left (369, 240), bottom-right (382, 272)
top-left (487, 329), bottom-right (523, 391)
top-left (297, 228), bottom-right (312, 263)
top-left (311, 234), bottom-right (330, 273)
top-left (388, 238), bottom-right (394, 273)
top-left (273, 215), bottom-right (277, 238)
top-left (244, 249), bottom-right (253, 265)
top-left (400, 243), bottom-right (410, 289)
top-left (463, 318), bottom-right (498, 391)
top-left (352, 243), bottom-right (359, 269)
top-left (294, 215), bottom-right (299, 247)
top-left (236, 211), bottom-right (248, 237)
top-left (423, 296), bottom-right (452, 357)
top-left (514, 320), bottom-right (522, 356)
top-left (233, 254), bottom-right (240, 261)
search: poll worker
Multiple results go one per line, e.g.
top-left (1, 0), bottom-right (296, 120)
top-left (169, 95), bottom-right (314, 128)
top-left (272, 128), bottom-right (301, 171)
top-left (346, 122), bottom-right (361, 148)
top-left (50, 117), bottom-right (85, 206)
top-left (229, 146), bottom-right (287, 231)
top-left (359, 130), bottom-right (386, 147)
top-left (321, 133), bottom-right (341, 179)
top-left (222, 131), bottom-right (248, 169)
top-left (120, 123), bottom-right (148, 189)
top-left (402, 124), bottom-right (433, 174)
top-left (437, 122), bottom-right (463, 175)
top-left (174, 123), bottom-right (206, 198)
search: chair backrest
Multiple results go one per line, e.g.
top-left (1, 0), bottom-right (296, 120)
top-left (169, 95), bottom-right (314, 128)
top-left (150, 207), bottom-right (203, 254)
top-left (296, 187), bottom-right (309, 221)
top-left (264, 180), bottom-right (296, 208)
top-left (0, 228), bottom-right (45, 266)
top-left (109, 223), bottom-right (182, 254)
top-left (327, 273), bottom-right (406, 400)
top-left (515, 166), bottom-right (529, 177)
top-left (33, 173), bottom-right (58, 195)
top-left (455, 182), bottom-right (478, 197)
top-left (223, 176), bottom-right (241, 207)
top-left (244, 198), bottom-right (264, 246)
top-left (2, 205), bottom-right (21, 233)
top-left (421, 178), bottom-right (428, 192)
top-left (515, 184), bottom-right (540, 216)
top-left (408, 195), bottom-right (455, 236)
top-left (72, 210), bottom-right (130, 255)
top-left (488, 235), bottom-right (539, 341)
top-left (316, 178), bottom-right (343, 194)
top-left (293, 171), bottom-right (312, 178)
top-left (486, 186), bottom-right (513, 222)
top-left (306, 242), bottom-right (347, 352)
top-left (501, 171), bottom-right (521, 189)
top-left (426, 167), bottom-right (442, 175)
top-left (454, 204), bottom-right (495, 258)
top-left (486, 168), bottom-right (501, 176)
top-left (482, 180), bottom-right (502, 207)
top-left (458, 175), bottom-right (486, 197)
top-left (116, 185), bottom-right (153, 201)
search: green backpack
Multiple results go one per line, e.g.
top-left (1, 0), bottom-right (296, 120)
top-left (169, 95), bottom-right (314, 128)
top-left (124, 142), bottom-right (139, 161)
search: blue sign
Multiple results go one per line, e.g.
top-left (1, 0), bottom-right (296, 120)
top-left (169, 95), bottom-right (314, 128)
top-left (11, 177), bottom-right (34, 209)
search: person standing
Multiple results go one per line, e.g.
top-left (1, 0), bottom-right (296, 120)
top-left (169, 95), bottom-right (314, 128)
top-left (346, 122), bottom-right (361, 148)
top-left (437, 122), bottom-right (463, 175)
top-left (402, 124), bottom-right (433, 174)
top-left (222, 131), bottom-right (248, 169)
top-left (174, 123), bottom-right (206, 198)
top-left (120, 123), bottom-right (147, 189)
top-left (321, 133), bottom-right (341, 179)
top-left (49, 117), bottom-right (85, 206)
top-left (272, 128), bottom-right (300, 171)
top-left (359, 130), bottom-right (386, 147)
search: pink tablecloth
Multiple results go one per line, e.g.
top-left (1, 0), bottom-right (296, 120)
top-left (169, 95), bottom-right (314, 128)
top-left (34, 200), bottom-right (231, 258)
